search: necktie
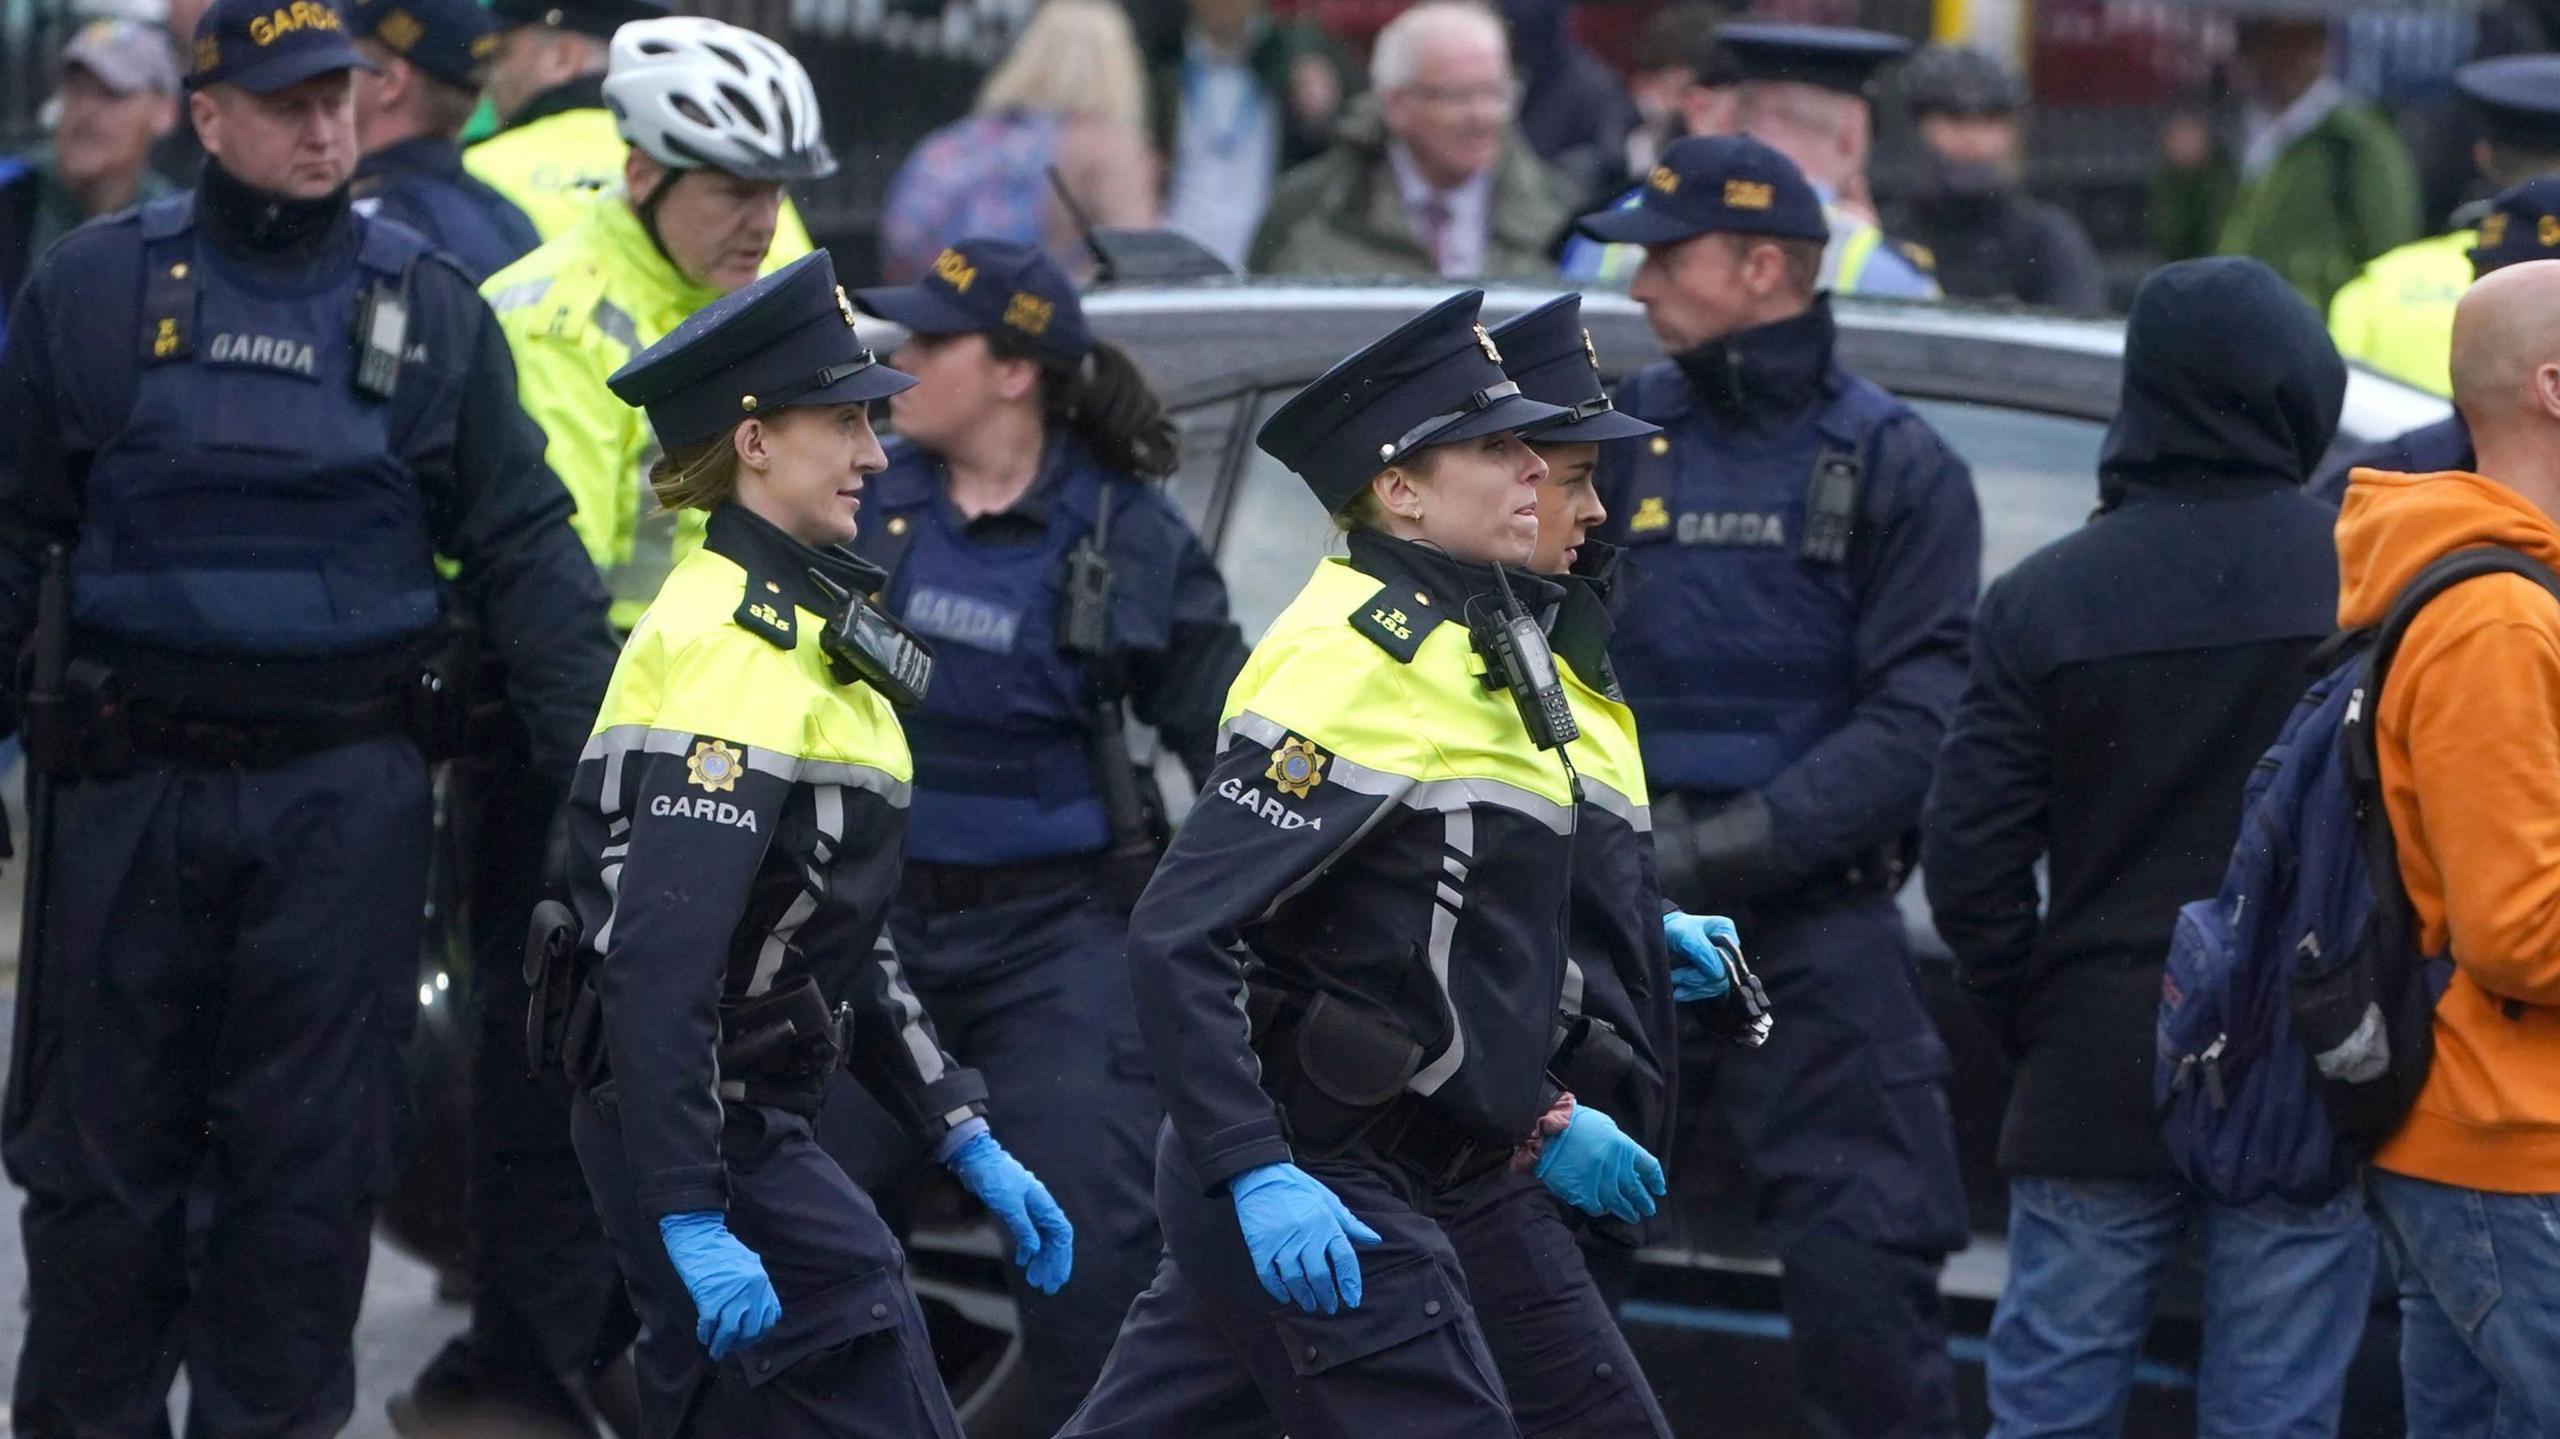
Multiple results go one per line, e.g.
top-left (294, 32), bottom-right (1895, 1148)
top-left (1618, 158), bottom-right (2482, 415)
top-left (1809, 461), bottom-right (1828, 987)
top-left (1414, 193), bottom-right (1452, 276)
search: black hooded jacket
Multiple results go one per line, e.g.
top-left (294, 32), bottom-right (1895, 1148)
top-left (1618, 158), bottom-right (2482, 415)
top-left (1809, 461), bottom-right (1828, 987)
top-left (1920, 258), bottom-right (2345, 1179)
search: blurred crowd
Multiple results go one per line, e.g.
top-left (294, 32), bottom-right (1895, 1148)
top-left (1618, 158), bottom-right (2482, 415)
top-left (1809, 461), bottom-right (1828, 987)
top-left (15, 0), bottom-right (2560, 393)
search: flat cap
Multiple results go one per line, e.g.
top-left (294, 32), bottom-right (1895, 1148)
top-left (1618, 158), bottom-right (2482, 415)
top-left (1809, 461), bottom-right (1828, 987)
top-left (1489, 295), bottom-right (1659, 445)
top-left (1256, 290), bottom-right (1565, 515)
top-left (856, 237), bottom-right (1094, 363)
top-left (1574, 133), bottom-right (1826, 247)
top-left (609, 251), bottom-right (916, 450)
top-left (188, 0), bottom-right (375, 93)
top-left (1717, 22), bottom-right (1910, 96)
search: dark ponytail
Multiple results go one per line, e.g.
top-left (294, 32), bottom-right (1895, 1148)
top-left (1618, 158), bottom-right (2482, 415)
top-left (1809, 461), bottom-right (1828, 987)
top-left (990, 332), bottom-right (1179, 480)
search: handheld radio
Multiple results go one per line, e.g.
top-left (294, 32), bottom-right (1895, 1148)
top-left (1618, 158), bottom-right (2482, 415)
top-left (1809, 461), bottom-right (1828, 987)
top-left (805, 569), bottom-right (935, 709)
top-left (1474, 565), bottom-right (1578, 752)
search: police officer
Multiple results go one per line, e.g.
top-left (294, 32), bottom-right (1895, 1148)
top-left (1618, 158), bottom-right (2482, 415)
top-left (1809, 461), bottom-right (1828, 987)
top-left (400, 19), bottom-right (833, 1432)
top-left (1574, 135), bottom-right (1979, 1438)
top-left (2313, 172), bottom-right (2560, 501)
top-left (848, 237), bottom-right (1248, 1428)
top-left (0, 0), bottom-right (619, 1430)
top-left (464, 0), bottom-right (818, 255)
top-left (1564, 24), bottom-right (1937, 299)
top-left (1887, 46), bottom-right (2104, 310)
top-left (348, 0), bottom-right (540, 282)
top-left (489, 14), bottom-right (826, 631)
top-left (2328, 54), bottom-right (2560, 399)
top-left (1062, 290), bottom-right (1671, 1437)
top-left (569, 248), bottom-right (1072, 1436)
top-left (464, 0), bottom-right (657, 238)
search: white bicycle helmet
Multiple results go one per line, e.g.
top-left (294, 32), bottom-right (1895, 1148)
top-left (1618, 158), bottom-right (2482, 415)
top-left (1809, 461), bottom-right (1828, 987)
top-left (604, 16), bottom-right (835, 183)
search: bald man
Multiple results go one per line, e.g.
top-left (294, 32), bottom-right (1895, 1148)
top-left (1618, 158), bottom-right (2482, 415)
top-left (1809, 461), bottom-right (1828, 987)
top-left (2337, 258), bottom-right (2560, 1434)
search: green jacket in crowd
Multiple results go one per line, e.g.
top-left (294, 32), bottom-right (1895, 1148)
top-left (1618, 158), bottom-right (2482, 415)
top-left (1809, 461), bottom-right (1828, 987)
top-left (1246, 98), bottom-right (1575, 280)
top-left (2150, 98), bottom-right (2421, 313)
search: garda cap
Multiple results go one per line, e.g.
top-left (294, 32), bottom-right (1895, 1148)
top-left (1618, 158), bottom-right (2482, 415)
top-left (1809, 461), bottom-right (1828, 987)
top-left (2469, 176), bottom-right (2560, 279)
top-left (189, 0), bottom-right (376, 93)
top-left (2455, 55), bottom-right (2560, 156)
top-left (1573, 134), bottom-right (1826, 248)
top-left (855, 238), bottom-right (1095, 363)
top-left (347, 0), bottom-right (499, 88)
top-left (608, 251), bottom-right (916, 449)
top-left (1715, 22), bottom-right (1911, 96)
top-left (1488, 295), bottom-right (1659, 446)
top-left (1256, 290), bottom-right (1566, 515)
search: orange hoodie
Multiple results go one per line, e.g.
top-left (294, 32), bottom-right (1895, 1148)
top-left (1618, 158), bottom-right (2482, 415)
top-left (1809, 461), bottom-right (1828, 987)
top-left (2339, 468), bottom-right (2560, 1192)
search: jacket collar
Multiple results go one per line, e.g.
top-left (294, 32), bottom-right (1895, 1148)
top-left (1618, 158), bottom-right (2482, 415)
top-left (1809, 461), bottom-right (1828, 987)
top-left (705, 502), bottom-right (885, 616)
top-left (1325, 98), bottom-right (1567, 264)
top-left (1672, 295), bottom-right (1840, 432)
top-left (1545, 540), bottom-right (1622, 692)
top-left (871, 432), bottom-right (1103, 529)
top-left (1345, 527), bottom-right (1563, 621)
top-left (507, 73), bottom-right (608, 132)
top-left (582, 187), bottom-right (724, 324)
top-left (356, 135), bottom-right (464, 185)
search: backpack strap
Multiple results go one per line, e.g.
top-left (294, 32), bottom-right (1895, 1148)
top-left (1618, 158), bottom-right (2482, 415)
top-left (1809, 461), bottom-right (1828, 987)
top-left (2344, 546), bottom-right (2560, 943)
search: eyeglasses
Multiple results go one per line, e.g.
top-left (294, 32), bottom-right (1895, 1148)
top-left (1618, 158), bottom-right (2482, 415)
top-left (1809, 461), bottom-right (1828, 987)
top-left (1402, 80), bottom-right (1520, 111)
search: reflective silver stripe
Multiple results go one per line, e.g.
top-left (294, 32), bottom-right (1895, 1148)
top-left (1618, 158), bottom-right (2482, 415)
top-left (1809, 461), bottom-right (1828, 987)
top-left (592, 298), bottom-right (641, 355)
top-left (873, 939), bottom-right (947, 1082)
top-left (1562, 957), bottom-right (1586, 1014)
top-left (748, 783), bottom-right (846, 996)
top-left (1224, 710), bottom-right (1573, 832)
top-left (1576, 772), bottom-right (1651, 833)
top-left (584, 724), bottom-right (912, 806)
top-left (487, 277), bottom-right (553, 313)
top-left (1410, 808), bottom-right (1473, 1097)
top-left (593, 861), bottom-right (625, 952)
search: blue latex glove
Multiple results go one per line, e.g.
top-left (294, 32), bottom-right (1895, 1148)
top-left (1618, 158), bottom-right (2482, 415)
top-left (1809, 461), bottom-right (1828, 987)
top-left (657, 1211), bottom-right (782, 1360)
top-left (1229, 1162), bottom-right (1384, 1315)
top-left (1663, 911), bottom-right (1740, 1002)
top-left (947, 1131), bottom-right (1075, 1295)
top-left (1534, 1105), bottom-right (1666, 1224)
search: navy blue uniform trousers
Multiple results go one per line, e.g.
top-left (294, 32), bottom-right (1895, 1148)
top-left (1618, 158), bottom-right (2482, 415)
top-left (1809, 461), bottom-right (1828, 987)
top-left (570, 1097), bottom-right (962, 1439)
top-left (885, 871), bottom-right (1162, 1430)
top-left (1673, 895), bottom-right (1970, 1439)
top-left (419, 748), bottom-right (630, 1427)
top-left (6, 738), bottom-right (431, 1439)
top-left (1063, 1125), bottom-right (1673, 1438)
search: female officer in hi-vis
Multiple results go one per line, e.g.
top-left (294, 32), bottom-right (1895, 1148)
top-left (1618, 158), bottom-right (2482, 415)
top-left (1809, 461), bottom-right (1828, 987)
top-left (563, 249), bottom-right (1072, 1438)
top-left (1061, 290), bottom-right (1670, 1438)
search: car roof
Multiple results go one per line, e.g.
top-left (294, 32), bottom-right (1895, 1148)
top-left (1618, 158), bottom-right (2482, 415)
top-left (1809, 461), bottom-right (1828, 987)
top-left (1080, 280), bottom-right (2450, 443)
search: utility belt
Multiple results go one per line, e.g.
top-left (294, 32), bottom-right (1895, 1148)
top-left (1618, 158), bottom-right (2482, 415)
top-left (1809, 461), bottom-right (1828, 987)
top-left (1244, 982), bottom-right (1513, 1195)
top-left (525, 901), bottom-right (849, 1118)
top-left (898, 851), bottom-right (1104, 912)
top-left (24, 627), bottom-right (481, 779)
top-left (1549, 1011), bottom-right (1639, 1104)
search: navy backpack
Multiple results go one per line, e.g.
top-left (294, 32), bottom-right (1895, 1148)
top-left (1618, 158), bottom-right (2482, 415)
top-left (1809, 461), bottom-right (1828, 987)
top-left (2158, 546), bottom-right (2560, 1205)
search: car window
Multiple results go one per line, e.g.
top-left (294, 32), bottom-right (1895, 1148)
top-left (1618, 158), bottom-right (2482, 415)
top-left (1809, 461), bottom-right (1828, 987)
top-left (1902, 399), bottom-right (2106, 582)
top-left (1216, 389), bottom-right (1346, 643)
top-left (1166, 395), bottom-right (1242, 534)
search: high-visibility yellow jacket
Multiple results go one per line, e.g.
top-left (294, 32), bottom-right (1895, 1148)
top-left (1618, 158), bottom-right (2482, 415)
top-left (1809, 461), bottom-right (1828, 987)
top-left (2328, 227), bottom-right (2471, 398)
top-left (481, 193), bottom-right (731, 627)
top-left (465, 100), bottom-right (815, 258)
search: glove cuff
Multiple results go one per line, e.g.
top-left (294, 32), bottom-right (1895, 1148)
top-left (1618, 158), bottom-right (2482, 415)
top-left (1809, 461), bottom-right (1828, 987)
top-left (1513, 1092), bottom-right (1577, 1175)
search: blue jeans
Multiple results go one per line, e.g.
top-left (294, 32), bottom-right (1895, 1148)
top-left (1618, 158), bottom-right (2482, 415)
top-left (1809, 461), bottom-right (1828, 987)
top-left (1986, 1177), bottom-right (2376, 1438)
top-left (2369, 1169), bottom-right (2560, 1437)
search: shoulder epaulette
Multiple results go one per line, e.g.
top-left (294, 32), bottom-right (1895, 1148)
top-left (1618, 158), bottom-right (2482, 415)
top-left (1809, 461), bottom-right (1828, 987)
top-left (733, 571), bottom-right (798, 649)
top-left (1348, 582), bottom-right (1448, 663)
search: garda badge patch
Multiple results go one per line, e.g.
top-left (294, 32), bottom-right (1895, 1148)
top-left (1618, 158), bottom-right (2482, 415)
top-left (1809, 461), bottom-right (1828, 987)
top-left (687, 739), bottom-right (744, 794)
top-left (1266, 735), bottom-right (1327, 799)
top-left (1631, 495), bottom-right (1672, 533)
